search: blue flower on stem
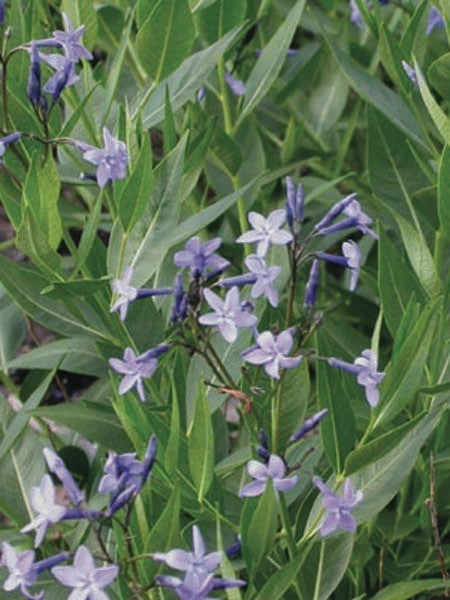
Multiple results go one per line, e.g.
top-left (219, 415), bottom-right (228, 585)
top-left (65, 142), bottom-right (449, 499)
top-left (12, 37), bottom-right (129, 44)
top-left (32, 13), bottom-right (92, 61)
top-left (109, 345), bottom-right (169, 402)
top-left (219, 254), bottom-right (282, 307)
top-left (316, 240), bottom-right (362, 292)
top-left (110, 266), bottom-right (173, 321)
top-left (174, 236), bottom-right (230, 278)
top-left (242, 329), bottom-right (302, 379)
top-left (426, 7), bottom-right (445, 36)
top-left (240, 454), bottom-right (298, 498)
top-left (304, 258), bottom-right (320, 308)
top-left (51, 545), bottom-right (118, 600)
top-left (236, 209), bottom-right (293, 257)
top-left (328, 349), bottom-right (385, 407)
top-left (0, 132), bottom-right (21, 163)
top-left (199, 287), bottom-right (257, 343)
top-left (312, 477), bottom-right (363, 537)
top-left (98, 435), bottom-right (156, 516)
top-left (1, 543), bottom-right (68, 600)
top-left (20, 475), bottom-right (67, 548)
top-left (80, 128), bottom-right (129, 188)
top-left (315, 198), bottom-right (377, 239)
top-left (153, 526), bottom-right (245, 599)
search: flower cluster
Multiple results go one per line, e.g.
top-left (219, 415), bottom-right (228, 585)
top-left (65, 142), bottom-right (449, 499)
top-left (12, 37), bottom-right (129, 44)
top-left (153, 526), bottom-right (245, 599)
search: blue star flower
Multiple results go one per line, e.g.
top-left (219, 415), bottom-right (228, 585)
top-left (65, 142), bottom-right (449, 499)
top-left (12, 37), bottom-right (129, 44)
top-left (313, 477), bottom-right (363, 537)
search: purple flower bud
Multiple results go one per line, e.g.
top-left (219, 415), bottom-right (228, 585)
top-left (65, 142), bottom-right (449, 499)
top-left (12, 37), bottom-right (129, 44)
top-left (313, 193), bottom-right (357, 232)
top-left (197, 86), bottom-right (206, 101)
top-left (219, 273), bottom-right (258, 288)
top-left (402, 60), bottom-right (419, 87)
top-left (27, 44), bottom-right (41, 106)
top-left (225, 536), bottom-right (241, 558)
top-left (0, 1), bottom-right (4, 26)
top-left (290, 409), bottom-right (328, 442)
top-left (304, 259), bottom-right (320, 308)
top-left (0, 132), bottom-right (21, 162)
top-left (170, 273), bottom-right (188, 323)
top-left (285, 176), bottom-right (304, 231)
top-left (43, 447), bottom-right (84, 505)
top-left (225, 71), bottom-right (246, 96)
top-left (62, 508), bottom-right (100, 520)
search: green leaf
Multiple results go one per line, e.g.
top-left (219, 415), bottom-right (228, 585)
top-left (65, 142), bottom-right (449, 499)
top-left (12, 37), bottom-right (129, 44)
top-left (0, 369), bottom-right (56, 461)
top-left (238, 0), bottom-right (307, 124)
top-left (22, 154), bottom-right (62, 251)
top-left (0, 286), bottom-right (26, 370)
top-left (438, 145), bottom-right (450, 239)
top-left (136, 0), bottom-right (195, 82)
top-left (241, 482), bottom-right (278, 578)
top-left (257, 555), bottom-right (304, 600)
top-left (163, 86), bottom-right (178, 153)
top-left (400, 0), bottom-right (428, 56)
top-left (344, 413), bottom-right (424, 475)
top-left (367, 107), bottom-right (429, 223)
top-left (317, 331), bottom-right (356, 473)
top-left (31, 402), bottom-right (132, 453)
top-left (300, 535), bottom-right (354, 600)
top-left (16, 209), bottom-right (62, 277)
top-left (415, 57), bottom-right (450, 143)
top-left (188, 383), bottom-right (215, 502)
top-left (392, 210), bottom-right (441, 298)
top-left (420, 381), bottom-right (450, 395)
top-left (138, 26), bottom-right (243, 127)
top-left (323, 36), bottom-right (429, 152)
top-left (117, 133), bottom-right (154, 232)
top-left (144, 487), bottom-right (181, 580)
top-left (370, 579), bottom-right (450, 600)
top-left (353, 408), bottom-right (442, 523)
top-left (195, 0), bottom-right (246, 44)
top-left (428, 52), bottom-right (450, 100)
top-left (0, 256), bottom-right (114, 341)
top-left (7, 336), bottom-right (107, 377)
top-left (0, 398), bottom-right (45, 526)
top-left (108, 134), bottom-right (187, 288)
top-left (278, 360), bottom-right (310, 450)
top-left (374, 299), bottom-right (439, 427)
top-left (378, 229), bottom-right (425, 336)
top-left (164, 379), bottom-right (181, 476)
top-left (307, 51), bottom-right (349, 136)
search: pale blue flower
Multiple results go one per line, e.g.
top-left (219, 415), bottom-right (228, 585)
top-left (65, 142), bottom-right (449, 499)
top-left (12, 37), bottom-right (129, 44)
top-left (329, 349), bottom-right (385, 407)
top-left (316, 240), bottom-right (362, 291)
top-left (219, 254), bottom-right (281, 307)
top-left (316, 198), bottom-right (377, 239)
top-left (51, 545), bottom-right (118, 599)
top-left (426, 7), bottom-right (445, 36)
top-left (153, 526), bottom-right (245, 599)
top-left (199, 287), bottom-right (257, 343)
top-left (313, 477), bottom-right (363, 537)
top-left (109, 345), bottom-right (168, 402)
top-left (240, 454), bottom-right (298, 497)
top-left (1, 543), bottom-right (68, 600)
top-left (20, 474), bottom-right (66, 548)
top-left (236, 209), bottom-right (293, 257)
top-left (242, 329), bottom-right (302, 379)
top-left (33, 13), bottom-right (92, 62)
top-left (81, 127), bottom-right (129, 188)
top-left (174, 236), bottom-right (229, 278)
top-left (99, 435), bottom-right (156, 515)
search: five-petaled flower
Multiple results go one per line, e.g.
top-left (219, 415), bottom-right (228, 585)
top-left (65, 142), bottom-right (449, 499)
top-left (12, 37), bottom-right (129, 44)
top-left (242, 329), bottom-right (302, 379)
top-left (98, 435), bottom-right (156, 515)
top-left (109, 345), bottom-right (168, 402)
top-left (80, 127), bottom-right (129, 188)
top-left (313, 477), bottom-right (363, 537)
top-left (236, 209), bottom-right (293, 257)
top-left (51, 545), bottom-right (118, 600)
top-left (329, 349), bottom-right (385, 407)
top-left (174, 236), bottom-right (230, 278)
top-left (21, 474), bottom-right (67, 548)
top-left (153, 526), bottom-right (245, 599)
top-left (199, 287), bottom-right (257, 343)
top-left (240, 454), bottom-right (298, 497)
